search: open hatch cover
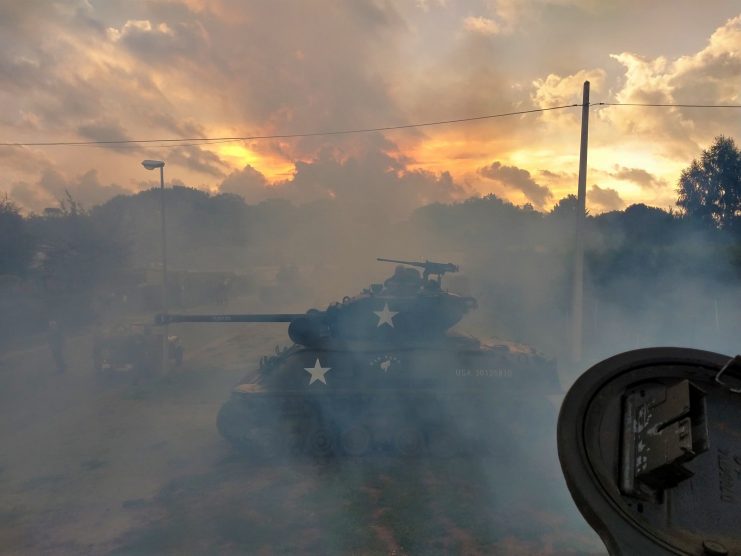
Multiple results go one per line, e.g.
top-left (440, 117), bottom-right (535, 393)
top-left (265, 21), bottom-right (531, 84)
top-left (558, 348), bottom-right (741, 556)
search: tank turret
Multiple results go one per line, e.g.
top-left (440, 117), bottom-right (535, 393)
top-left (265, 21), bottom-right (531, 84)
top-left (157, 258), bottom-right (477, 347)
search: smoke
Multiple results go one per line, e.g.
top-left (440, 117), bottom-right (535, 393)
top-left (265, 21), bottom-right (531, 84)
top-left (3, 4), bottom-right (741, 552)
top-left (478, 161), bottom-right (554, 209)
top-left (4, 155), bottom-right (741, 553)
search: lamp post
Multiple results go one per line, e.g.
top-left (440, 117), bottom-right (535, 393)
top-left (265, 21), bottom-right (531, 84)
top-left (142, 159), bottom-right (169, 374)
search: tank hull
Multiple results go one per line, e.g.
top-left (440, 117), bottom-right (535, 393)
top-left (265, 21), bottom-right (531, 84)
top-left (217, 339), bottom-right (559, 457)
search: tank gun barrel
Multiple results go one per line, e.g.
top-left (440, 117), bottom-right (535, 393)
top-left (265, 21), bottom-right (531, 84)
top-left (156, 313), bottom-right (303, 325)
top-left (377, 257), bottom-right (459, 280)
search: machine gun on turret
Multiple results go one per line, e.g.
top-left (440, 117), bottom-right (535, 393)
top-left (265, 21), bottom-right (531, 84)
top-left (376, 258), bottom-right (459, 283)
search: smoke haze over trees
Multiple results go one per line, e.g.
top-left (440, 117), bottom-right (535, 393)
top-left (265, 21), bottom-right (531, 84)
top-left (1, 135), bottom-right (740, 555)
top-left (1, 137), bottom-right (740, 363)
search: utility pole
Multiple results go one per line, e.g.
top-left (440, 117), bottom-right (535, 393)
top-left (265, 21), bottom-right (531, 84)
top-left (159, 164), bottom-right (169, 375)
top-left (142, 159), bottom-right (169, 374)
top-left (571, 81), bottom-right (590, 365)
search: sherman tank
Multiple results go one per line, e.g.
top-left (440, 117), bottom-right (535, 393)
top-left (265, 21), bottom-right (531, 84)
top-left (159, 258), bottom-right (560, 457)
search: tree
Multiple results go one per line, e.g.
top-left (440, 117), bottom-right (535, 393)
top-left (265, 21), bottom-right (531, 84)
top-left (29, 192), bottom-right (130, 294)
top-left (549, 194), bottom-right (578, 220)
top-left (0, 196), bottom-right (33, 276)
top-left (677, 136), bottom-right (741, 232)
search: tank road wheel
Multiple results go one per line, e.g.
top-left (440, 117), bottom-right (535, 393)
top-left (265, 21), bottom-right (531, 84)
top-left (394, 427), bottom-right (425, 457)
top-left (260, 432), bottom-right (295, 459)
top-left (307, 425), bottom-right (337, 457)
top-left (340, 425), bottom-right (372, 457)
top-left (261, 420), bottom-right (306, 459)
top-left (216, 399), bottom-right (253, 450)
top-left (427, 428), bottom-right (459, 459)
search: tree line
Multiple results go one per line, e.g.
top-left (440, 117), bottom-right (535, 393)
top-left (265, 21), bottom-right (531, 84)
top-left (0, 136), bottom-right (739, 347)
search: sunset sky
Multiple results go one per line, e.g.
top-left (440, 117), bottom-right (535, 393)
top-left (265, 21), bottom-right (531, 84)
top-left (1, 0), bottom-right (740, 214)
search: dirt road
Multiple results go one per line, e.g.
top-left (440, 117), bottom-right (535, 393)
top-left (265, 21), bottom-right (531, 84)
top-left (0, 323), bottom-right (605, 555)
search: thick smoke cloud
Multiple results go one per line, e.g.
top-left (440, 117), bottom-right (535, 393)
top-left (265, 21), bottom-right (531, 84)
top-left (9, 168), bottom-right (130, 211)
top-left (77, 120), bottom-right (133, 145)
top-left (478, 161), bottom-right (553, 208)
top-left (588, 184), bottom-right (624, 211)
top-left (609, 165), bottom-right (665, 189)
top-left (2, 4), bottom-right (741, 555)
top-left (219, 146), bottom-right (468, 217)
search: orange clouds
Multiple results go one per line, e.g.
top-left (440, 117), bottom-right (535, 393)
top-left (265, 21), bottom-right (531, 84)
top-left (1, 3), bottom-right (740, 216)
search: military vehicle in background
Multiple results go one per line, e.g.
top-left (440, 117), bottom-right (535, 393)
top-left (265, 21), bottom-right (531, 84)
top-left (93, 322), bottom-right (183, 376)
top-left (258, 264), bottom-right (305, 306)
top-left (159, 258), bottom-right (560, 457)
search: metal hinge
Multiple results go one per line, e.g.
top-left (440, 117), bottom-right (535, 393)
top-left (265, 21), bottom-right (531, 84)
top-left (714, 355), bottom-right (741, 394)
top-left (620, 379), bottom-right (709, 499)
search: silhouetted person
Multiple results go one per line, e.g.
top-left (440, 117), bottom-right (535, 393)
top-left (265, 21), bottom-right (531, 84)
top-left (217, 278), bottom-right (230, 306)
top-left (47, 320), bottom-right (66, 373)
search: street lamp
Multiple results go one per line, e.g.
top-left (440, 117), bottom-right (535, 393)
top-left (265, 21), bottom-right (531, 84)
top-left (142, 159), bottom-right (169, 374)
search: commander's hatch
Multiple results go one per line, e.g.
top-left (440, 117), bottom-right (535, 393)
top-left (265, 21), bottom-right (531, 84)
top-left (558, 348), bottom-right (741, 556)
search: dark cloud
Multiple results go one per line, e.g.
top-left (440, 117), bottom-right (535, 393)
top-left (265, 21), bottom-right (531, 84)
top-left (167, 146), bottom-right (229, 178)
top-left (609, 165), bottom-right (664, 189)
top-left (9, 168), bottom-right (129, 212)
top-left (114, 19), bottom-right (209, 65)
top-left (219, 147), bottom-right (466, 217)
top-left (77, 120), bottom-right (133, 145)
top-left (539, 169), bottom-right (562, 179)
top-left (219, 165), bottom-right (269, 203)
top-left (7, 181), bottom-right (46, 211)
top-left (146, 113), bottom-right (209, 140)
top-left (73, 169), bottom-right (131, 206)
top-left (0, 146), bottom-right (51, 174)
top-left (182, 1), bottom-right (407, 156)
top-left (478, 161), bottom-right (553, 208)
top-left (588, 184), bottom-right (624, 211)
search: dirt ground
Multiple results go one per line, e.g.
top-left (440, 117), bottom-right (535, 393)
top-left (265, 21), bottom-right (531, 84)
top-left (0, 321), bottom-right (606, 555)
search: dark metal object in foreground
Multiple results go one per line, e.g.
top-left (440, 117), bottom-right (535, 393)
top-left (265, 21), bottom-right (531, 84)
top-left (558, 348), bottom-right (741, 556)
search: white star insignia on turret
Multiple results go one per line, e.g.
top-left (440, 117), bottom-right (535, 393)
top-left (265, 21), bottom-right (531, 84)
top-left (305, 358), bottom-right (331, 385)
top-left (374, 303), bottom-right (398, 327)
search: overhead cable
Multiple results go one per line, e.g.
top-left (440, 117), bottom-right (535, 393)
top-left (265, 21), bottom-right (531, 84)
top-left (1, 102), bottom-right (740, 149)
top-left (0, 104), bottom-right (580, 148)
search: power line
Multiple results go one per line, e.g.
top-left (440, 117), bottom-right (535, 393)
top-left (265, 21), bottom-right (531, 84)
top-left (1, 102), bottom-right (740, 149)
top-left (73, 138), bottom-right (245, 150)
top-left (0, 104), bottom-right (580, 148)
top-left (593, 102), bottom-right (741, 108)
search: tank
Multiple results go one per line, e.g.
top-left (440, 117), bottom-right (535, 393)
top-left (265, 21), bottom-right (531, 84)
top-left (93, 322), bottom-right (183, 376)
top-left (159, 258), bottom-right (560, 457)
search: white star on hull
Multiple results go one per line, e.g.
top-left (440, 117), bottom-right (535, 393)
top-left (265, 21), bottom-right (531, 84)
top-left (374, 303), bottom-right (398, 327)
top-left (305, 358), bottom-right (331, 385)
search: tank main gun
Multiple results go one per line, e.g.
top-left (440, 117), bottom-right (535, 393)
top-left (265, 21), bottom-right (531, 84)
top-left (156, 311), bottom-right (327, 346)
top-left (376, 258), bottom-right (459, 282)
top-left (155, 260), bottom-right (475, 348)
top-left (156, 314), bottom-right (302, 324)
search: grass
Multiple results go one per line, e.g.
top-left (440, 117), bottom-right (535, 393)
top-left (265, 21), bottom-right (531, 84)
top-left (111, 452), bottom-right (603, 555)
